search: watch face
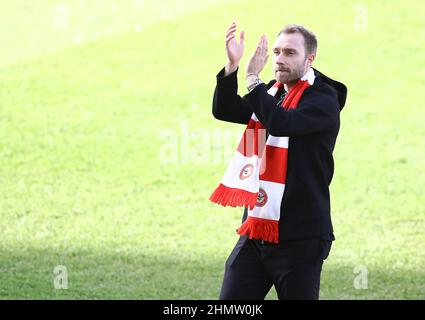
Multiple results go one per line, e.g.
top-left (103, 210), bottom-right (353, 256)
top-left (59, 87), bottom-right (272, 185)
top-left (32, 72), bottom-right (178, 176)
top-left (248, 79), bottom-right (262, 91)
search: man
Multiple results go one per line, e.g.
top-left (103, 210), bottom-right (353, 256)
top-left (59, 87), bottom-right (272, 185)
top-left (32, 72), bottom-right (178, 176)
top-left (210, 22), bottom-right (347, 300)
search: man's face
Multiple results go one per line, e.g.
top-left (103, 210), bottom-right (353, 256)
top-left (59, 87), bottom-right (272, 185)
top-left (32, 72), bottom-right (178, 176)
top-left (272, 32), bottom-right (314, 84)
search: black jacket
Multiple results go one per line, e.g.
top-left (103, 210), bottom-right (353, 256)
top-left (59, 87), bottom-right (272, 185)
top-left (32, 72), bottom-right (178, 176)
top-left (212, 67), bottom-right (347, 241)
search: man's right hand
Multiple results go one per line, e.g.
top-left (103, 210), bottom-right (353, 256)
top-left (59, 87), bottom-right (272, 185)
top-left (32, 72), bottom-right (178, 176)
top-left (225, 22), bottom-right (244, 76)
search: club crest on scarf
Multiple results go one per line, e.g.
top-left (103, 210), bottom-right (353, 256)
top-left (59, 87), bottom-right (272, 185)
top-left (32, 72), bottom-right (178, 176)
top-left (209, 68), bottom-right (316, 244)
top-left (256, 188), bottom-right (268, 207)
top-left (239, 164), bottom-right (254, 180)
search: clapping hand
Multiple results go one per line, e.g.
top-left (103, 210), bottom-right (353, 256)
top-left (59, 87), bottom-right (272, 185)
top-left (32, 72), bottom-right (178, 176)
top-left (246, 35), bottom-right (269, 77)
top-left (224, 22), bottom-right (244, 74)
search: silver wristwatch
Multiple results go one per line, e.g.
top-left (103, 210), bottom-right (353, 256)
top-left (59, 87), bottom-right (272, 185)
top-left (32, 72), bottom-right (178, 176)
top-left (247, 78), bottom-right (263, 92)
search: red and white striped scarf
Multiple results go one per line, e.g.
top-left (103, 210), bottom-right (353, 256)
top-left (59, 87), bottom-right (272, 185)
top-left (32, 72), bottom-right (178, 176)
top-left (210, 68), bottom-right (315, 243)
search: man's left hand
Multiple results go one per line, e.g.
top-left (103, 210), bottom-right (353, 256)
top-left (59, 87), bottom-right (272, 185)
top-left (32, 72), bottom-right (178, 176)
top-left (246, 35), bottom-right (269, 77)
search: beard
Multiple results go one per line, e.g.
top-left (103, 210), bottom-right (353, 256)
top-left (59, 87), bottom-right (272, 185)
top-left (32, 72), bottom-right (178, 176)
top-left (275, 61), bottom-right (306, 84)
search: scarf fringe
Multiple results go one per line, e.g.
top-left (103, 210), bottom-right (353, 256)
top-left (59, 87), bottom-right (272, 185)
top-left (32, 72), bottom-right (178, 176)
top-left (209, 183), bottom-right (257, 210)
top-left (237, 216), bottom-right (279, 243)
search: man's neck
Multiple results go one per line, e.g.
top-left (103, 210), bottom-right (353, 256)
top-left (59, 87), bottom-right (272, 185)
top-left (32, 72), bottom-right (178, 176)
top-left (284, 82), bottom-right (296, 92)
top-left (284, 67), bottom-right (311, 92)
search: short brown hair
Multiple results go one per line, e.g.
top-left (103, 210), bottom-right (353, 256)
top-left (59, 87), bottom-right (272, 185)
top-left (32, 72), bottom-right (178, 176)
top-left (278, 24), bottom-right (317, 55)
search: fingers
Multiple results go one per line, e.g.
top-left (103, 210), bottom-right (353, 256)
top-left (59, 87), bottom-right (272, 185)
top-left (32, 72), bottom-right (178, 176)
top-left (225, 22), bottom-right (237, 39)
top-left (261, 35), bottom-right (268, 58)
top-left (226, 24), bottom-right (237, 38)
top-left (261, 35), bottom-right (268, 49)
top-left (225, 22), bottom-right (267, 57)
top-left (254, 35), bottom-right (268, 58)
top-left (225, 22), bottom-right (245, 46)
top-left (262, 36), bottom-right (268, 56)
top-left (226, 34), bottom-right (235, 44)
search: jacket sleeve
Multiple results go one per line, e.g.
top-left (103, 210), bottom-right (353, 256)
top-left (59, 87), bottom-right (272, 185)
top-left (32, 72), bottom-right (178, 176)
top-left (242, 82), bottom-right (340, 136)
top-left (212, 67), bottom-right (253, 125)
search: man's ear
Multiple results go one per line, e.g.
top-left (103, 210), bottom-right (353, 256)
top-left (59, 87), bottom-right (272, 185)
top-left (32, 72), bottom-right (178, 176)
top-left (307, 53), bottom-right (315, 66)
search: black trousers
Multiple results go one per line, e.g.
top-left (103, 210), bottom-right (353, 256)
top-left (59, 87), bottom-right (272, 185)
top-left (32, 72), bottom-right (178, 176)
top-left (219, 236), bottom-right (333, 300)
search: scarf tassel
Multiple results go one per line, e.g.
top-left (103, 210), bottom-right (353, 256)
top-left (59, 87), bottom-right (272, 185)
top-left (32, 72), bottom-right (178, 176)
top-left (237, 216), bottom-right (279, 244)
top-left (209, 183), bottom-right (257, 210)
